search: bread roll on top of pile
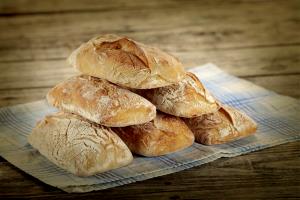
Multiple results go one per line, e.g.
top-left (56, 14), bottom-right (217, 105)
top-left (68, 34), bottom-right (186, 89)
top-left (28, 34), bottom-right (257, 177)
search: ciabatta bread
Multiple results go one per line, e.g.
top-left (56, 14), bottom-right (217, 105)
top-left (47, 75), bottom-right (156, 127)
top-left (68, 34), bottom-right (185, 89)
top-left (113, 112), bottom-right (194, 156)
top-left (184, 104), bottom-right (257, 145)
top-left (27, 112), bottom-right (133, 176)
top-left (137, 72), bottom-right (219, 118)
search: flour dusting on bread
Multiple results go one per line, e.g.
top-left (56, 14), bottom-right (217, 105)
top-left (137, 72), bottom-right (219, 117)
top-left (28, 112), bottom-right (133, 176)
top-left (47, 75), bottom-right (156, 127)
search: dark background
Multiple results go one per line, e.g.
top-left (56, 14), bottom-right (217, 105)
top-left (0, 0), bottom-right (299, 199)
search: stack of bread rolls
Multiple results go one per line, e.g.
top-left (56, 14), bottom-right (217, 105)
top-left (28, 34), bottom-right (257, 176)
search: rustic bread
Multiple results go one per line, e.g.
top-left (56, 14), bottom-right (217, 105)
top-left (47, 75), bottom-right (156, 127)
top-left (137, 72), bottom-right (219, 118)
top-left (27, 112), bottom-right (133, 176)
top-left (184, 104), bottom-right (257, 145)
top-left (113, 112), bottom-right (195, 157)
top-left (68, 34), bottom-right (185, 89)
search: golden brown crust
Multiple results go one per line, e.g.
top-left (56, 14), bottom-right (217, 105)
top-left (46, 75), bottom-right (156, 127)
top-left (27, 112), bottom-right (133, 176)
top-left (113, 112), bottom-right (195, 156)
top-left (184, 104), bottom-right (257, 145)
top-left (68, 34), bottom-right (185, 89)
top-left (136, 72), bottom-right (219, 117)
top-left (95, 37), bottom-right (149, 69)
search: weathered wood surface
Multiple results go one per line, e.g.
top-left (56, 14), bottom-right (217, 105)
top-left (0, 0), bottom-right (299, 199)
top-left (0, 0), bottom-right (299, 62)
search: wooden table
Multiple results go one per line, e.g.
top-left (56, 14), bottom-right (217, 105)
top-left (0, 0), bottom-right (299, 199)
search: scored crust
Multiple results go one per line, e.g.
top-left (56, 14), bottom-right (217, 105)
top-left (47, 75), bottom-right (156, 127)
top-left (68, 34), bottom-right (185, 89)
top-left (184, 104), bottom-right (257, 145)
top-left (113, 112), bottom-right (195, 156)
top-left (27, 112), bottom-right (133, 176)
top-left (137, 72), bottom-right (219, 118)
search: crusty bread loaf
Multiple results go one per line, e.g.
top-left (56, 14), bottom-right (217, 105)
top-left (184, 104), bottom-right (257, 145)
top-left (68, 34), bottom-right (185, 89)
top-left (137, 72), bottom-right (219, 118)
top-left (113, 112), bottom-right (195, 157)
top-left (27, 112), bottom-right (133, 176)
top-left (47, 75), bottom-right (156, 127)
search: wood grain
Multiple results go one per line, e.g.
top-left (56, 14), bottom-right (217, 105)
top-left (0, 0), bottom-right (207, 14)
top-left (0, 0), bottom-right (299, 199)
top-left (0, 0), bottom-right (299, 62)
top-left (0, 88), bottom-right (48, 107)
top-left (246, 75), bottom-right (300, 98)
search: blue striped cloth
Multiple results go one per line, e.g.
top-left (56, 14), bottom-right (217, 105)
top-left (0, 63), bottom-right (299, 193)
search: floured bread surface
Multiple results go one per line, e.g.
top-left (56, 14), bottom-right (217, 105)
top-left (68, 34), bottom-right (185, 89)
top-left (137, 72), bottom-right (219, 118)
top-left (27, 112), bottom-right (133, 176)
top-left (113, 112), bottom-right (195, 156)
top-left (47, 75), bottom-right (156, 127)
top-left (184, 104), bottom-right (257, 145)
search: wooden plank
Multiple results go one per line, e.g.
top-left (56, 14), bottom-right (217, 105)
top-left (0, 88), bottom-right (48, 107)
top-left (0, 141), bottom-right (299, 198)
top-left (1, 45), bottom-right (300, 90)
top-left (0, 0), bottom-right (299, 61)
top-left (245, 75), bottom-right (300, 98)
top-left (2, 0), bottom-right (189, 14)
top-left (0, 60), bottom-right (77, 90)
top-left (0, 74), bottom-right (299, 108)
top-left (0, 0), bottom-right (298, 14)
top-left (178, 45), bottom-right (300, 75)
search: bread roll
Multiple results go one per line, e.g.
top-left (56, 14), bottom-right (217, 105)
top-left (47, 75), bottom-right (156, 127)
top-left (184, 105), bottom-right (257, 145)
top-left (137, 72), bottom-right (219, 118)
top-left (113, 112), bottom-right (195, 157)
top-left (68, 34), bottom-right (185, 89)
top-left (27, 112), bottom-right (133, 176)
